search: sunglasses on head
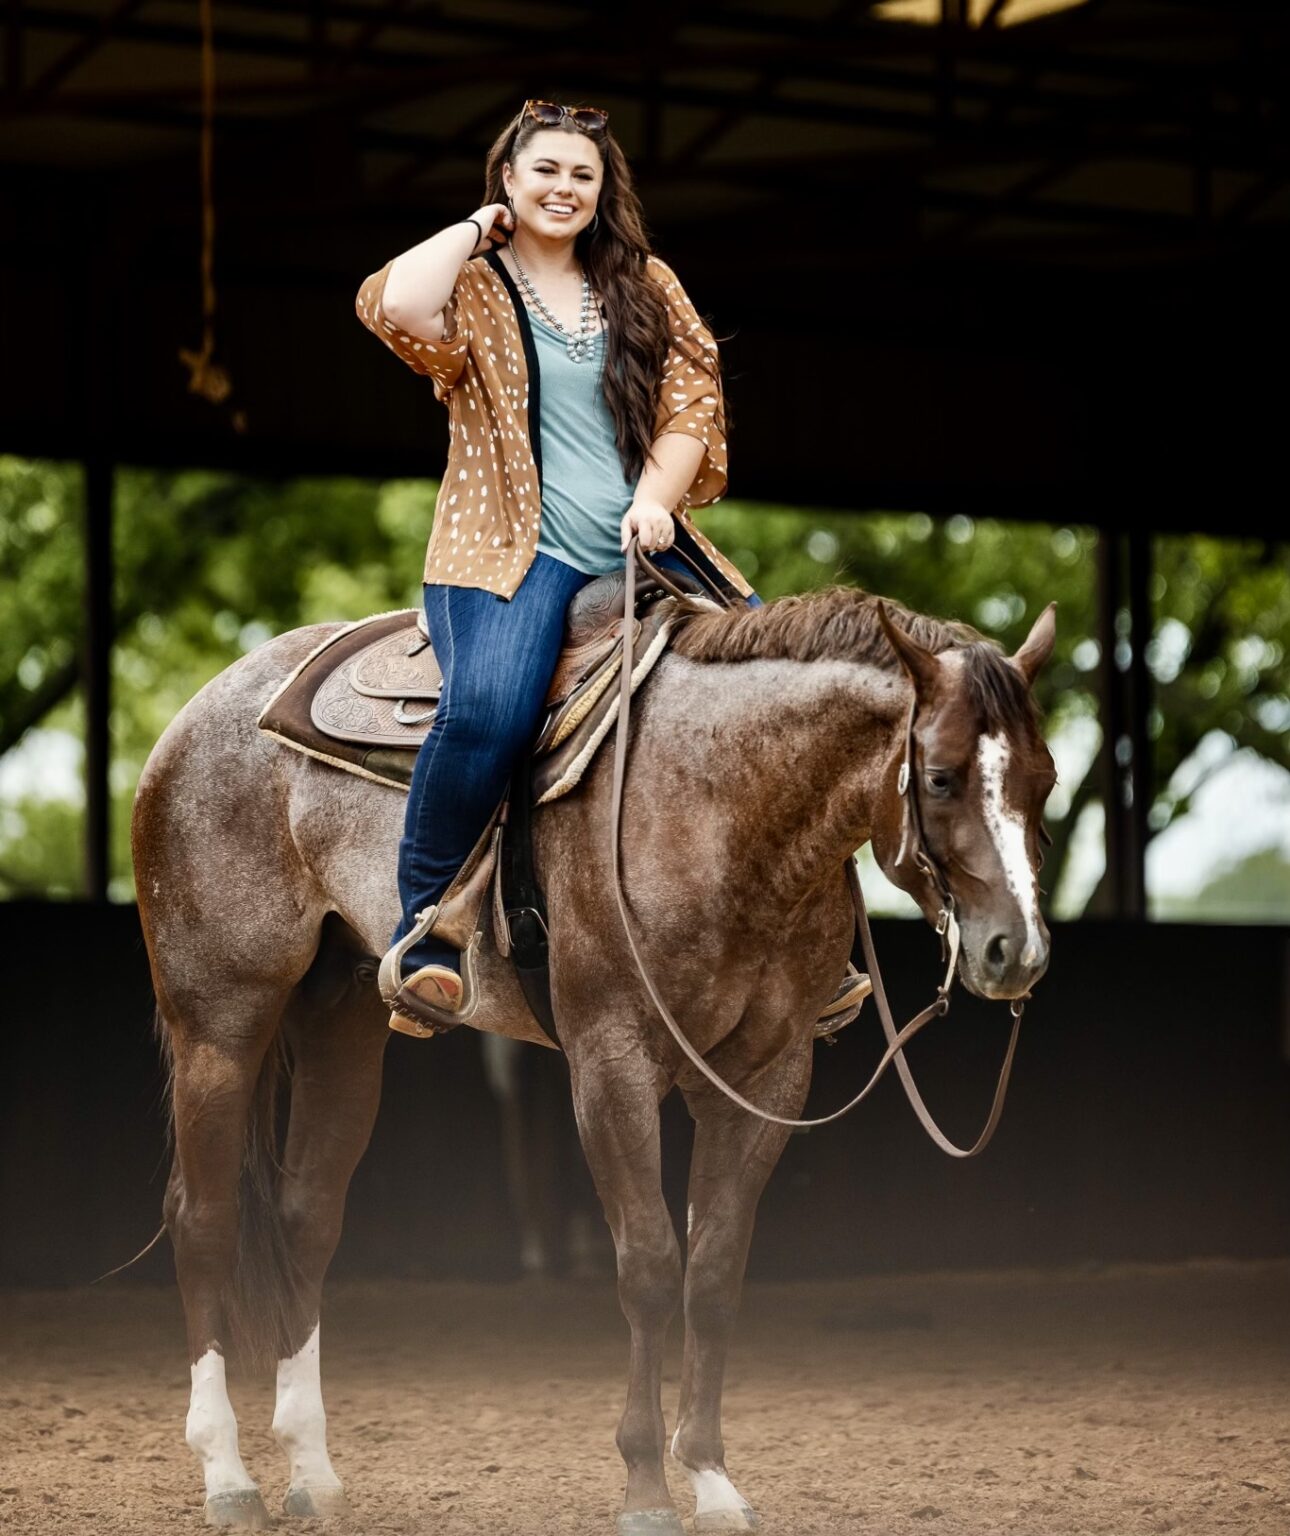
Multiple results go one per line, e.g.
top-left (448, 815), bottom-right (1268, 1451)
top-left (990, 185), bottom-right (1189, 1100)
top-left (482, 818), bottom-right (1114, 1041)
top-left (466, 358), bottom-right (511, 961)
top-left (523, 99), bottom-right (609, 133)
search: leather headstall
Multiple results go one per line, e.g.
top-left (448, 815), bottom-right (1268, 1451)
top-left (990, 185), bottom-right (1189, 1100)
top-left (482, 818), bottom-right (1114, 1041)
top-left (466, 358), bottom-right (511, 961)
top-left (892, 694), bottom-right (961, 1015)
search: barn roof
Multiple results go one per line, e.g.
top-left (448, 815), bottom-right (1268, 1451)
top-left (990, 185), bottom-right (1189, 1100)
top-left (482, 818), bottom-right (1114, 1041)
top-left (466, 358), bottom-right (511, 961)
top-left (2, 1), bottom-right (1287, 532)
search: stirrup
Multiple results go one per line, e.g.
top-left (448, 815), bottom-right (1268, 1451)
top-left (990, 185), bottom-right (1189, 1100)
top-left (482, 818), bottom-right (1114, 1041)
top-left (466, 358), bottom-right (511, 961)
top-left (814, 965), bottom-right (872, 1041)
top-left (378, 908), bottom-right (483, 1036)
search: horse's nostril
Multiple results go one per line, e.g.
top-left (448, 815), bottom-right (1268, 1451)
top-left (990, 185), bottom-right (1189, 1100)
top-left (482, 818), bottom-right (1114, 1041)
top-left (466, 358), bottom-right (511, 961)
top-left (985, 932), bottom-right (1010, 974)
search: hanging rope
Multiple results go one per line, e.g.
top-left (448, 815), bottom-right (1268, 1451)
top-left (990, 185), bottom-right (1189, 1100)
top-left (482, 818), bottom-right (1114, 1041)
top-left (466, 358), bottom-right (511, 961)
top-left (178, 0), bottom-right (246, 432)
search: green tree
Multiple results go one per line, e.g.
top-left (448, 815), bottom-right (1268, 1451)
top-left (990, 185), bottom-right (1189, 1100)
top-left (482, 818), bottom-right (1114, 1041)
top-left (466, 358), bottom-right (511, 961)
top-left (1149, 536), bottom-right (1290, 836)
top-left (0, 457), bottom-right (85, 753)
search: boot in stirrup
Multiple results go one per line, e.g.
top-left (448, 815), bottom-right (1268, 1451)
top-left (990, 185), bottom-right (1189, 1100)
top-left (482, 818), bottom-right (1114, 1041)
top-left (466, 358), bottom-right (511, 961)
top-left (379, 909), bottom-right (482, 1038)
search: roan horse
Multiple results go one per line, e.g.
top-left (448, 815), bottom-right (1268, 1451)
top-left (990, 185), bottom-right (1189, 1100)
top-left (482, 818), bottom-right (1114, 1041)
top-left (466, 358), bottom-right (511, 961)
top-left (132, 582), bottom-right (1056, 1533)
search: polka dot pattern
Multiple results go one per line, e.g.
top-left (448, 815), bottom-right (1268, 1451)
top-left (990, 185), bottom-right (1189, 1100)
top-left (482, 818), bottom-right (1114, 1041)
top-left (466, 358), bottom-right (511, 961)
top-left (355, 253), bottom-right (752, 600)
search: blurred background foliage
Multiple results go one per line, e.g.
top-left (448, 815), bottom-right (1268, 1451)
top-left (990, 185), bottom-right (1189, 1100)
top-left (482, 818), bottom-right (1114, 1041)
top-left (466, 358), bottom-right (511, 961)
top-left (1, 455), bottom-right (1287, 917)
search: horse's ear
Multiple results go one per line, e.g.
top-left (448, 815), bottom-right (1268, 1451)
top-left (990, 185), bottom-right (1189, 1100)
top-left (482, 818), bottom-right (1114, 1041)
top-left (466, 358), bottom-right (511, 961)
top-left (1010, 601), bottom-right (1057, 687)
top-left (877, 601), bottom-right (939, 696)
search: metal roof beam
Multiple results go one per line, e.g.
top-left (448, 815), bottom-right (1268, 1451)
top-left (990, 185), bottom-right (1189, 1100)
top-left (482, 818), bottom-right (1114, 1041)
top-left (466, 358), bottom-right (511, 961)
top-left (23, 64), bottom-right (1285, 191)
top-left (326, 0), bottom-right (415, 74)
top-left (13, 1), bottom-right (1286, 99)
top-left (667, 0), bottom-right (870, 170)
top-left (11, 54), bottom-right (1285, 194)
top-left (21, 0), bottom-right (149, 107)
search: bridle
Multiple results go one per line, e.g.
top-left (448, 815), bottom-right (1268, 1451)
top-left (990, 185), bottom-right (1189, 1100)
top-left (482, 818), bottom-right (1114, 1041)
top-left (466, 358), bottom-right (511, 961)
top-left (868, 691), bottom-right (1025, 1156)
top-left (608, 540), bottom-right (1026, 1153)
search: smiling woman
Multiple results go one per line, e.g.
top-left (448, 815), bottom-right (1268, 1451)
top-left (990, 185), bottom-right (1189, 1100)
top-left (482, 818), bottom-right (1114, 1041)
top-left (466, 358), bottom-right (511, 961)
top-left (353, 99), bottom-right (785, 1030)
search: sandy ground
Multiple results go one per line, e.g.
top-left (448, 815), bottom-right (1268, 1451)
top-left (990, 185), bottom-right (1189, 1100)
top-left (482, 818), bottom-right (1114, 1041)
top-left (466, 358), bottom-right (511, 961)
top-left (0, 1261), bottom-right (1287, 1536)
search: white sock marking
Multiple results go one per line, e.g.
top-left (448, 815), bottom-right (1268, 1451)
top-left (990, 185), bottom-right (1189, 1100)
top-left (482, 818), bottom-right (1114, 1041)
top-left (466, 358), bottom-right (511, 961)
top-left (690, 1467), bottom-right (754, 1519)
top-left (272, 1322), bottom-right (343, 1493)
top-left (186, 1349), bottom-right (258, 1499)
top-left (672, 1431), bottom-right (754, 1522)
top-left (977, 734), bottom-right (1045, 967)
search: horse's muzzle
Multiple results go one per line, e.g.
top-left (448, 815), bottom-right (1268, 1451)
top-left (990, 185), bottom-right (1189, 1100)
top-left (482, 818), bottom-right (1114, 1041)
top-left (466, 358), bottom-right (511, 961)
top-left (960, 920), bottom-right (1050, 1000)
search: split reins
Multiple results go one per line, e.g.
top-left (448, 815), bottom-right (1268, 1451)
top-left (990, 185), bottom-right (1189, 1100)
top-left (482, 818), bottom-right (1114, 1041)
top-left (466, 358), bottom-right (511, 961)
top-left (609, 539), bottom-right (1024, 1152)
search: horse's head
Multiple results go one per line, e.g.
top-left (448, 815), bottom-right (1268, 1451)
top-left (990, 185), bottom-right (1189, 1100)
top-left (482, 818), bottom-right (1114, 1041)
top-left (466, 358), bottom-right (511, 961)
top-left (871, 602), bottom-right (1058, 1001)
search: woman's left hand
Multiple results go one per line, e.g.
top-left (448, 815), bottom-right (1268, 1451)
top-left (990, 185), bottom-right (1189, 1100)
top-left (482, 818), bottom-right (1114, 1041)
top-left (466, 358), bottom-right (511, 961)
top-left (621, 501), bottom-right (676, 554)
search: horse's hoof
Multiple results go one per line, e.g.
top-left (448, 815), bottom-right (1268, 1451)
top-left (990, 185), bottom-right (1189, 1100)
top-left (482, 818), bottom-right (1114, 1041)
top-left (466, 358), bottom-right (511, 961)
top-left (283, 1483), bottom-right (351, 1518)
top-left (204, 1489), bottom-right (272, 1529)
top-left (617, 1511), bottom-right (686, 1536)
top-left (695, 1509), bottom-right (760, 1532)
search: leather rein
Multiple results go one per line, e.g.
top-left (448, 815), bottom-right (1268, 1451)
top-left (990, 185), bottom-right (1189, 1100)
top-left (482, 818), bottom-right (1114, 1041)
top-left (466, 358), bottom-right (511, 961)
top-left (609, 539), bottom-right (1023, 1152)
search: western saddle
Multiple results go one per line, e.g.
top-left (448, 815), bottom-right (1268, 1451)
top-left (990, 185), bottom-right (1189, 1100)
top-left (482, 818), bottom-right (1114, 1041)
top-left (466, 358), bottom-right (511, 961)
top-left (257, 557), bottom-right (706, 807)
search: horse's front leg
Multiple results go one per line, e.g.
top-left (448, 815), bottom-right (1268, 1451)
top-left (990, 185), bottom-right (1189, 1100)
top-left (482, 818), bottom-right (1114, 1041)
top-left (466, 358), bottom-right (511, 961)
top-left (674, 1044), bottom-right (812, 1532)
top-left (566, 1034), bottom-right (684, 1536)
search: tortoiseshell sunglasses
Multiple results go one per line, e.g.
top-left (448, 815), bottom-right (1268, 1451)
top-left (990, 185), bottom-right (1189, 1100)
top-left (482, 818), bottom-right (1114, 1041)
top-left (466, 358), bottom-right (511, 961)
top-left (523, 99), bottom-right (609, 132)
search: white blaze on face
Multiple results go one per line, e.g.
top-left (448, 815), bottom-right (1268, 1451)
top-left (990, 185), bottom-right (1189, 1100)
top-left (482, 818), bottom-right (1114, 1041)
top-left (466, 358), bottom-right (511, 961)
top-left (273, 1321), bottom-right (344, 1495)
top-left (976, 733), bottom-right (1045, 967)
top-left (186, 1348), bottom-right (258, 1499)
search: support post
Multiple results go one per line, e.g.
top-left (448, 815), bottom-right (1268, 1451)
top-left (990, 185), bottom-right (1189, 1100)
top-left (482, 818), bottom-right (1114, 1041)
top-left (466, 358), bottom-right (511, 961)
top-left (1096, 528), bottom-right (1149, 919)
top-left (83, 454), bottom-right (112, 903)
top-left (5, 0), bottom-right (23, 98)
top-left (1125, 529), bottom-right (1152, 915)
top-left (1097, 532), bottom-right (1127, 916)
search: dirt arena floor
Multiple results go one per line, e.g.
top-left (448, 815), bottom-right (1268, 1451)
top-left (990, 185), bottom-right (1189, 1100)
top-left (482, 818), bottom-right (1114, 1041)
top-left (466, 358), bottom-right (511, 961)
top-left (1, 1260), bottom-right (1287, 1536)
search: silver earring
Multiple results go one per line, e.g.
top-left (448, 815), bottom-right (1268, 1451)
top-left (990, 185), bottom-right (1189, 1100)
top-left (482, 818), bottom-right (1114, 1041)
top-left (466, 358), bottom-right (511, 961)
top-left (507, 196), bottom-right (515, 218)
top-left (589, 212), bottom-right (599, 235)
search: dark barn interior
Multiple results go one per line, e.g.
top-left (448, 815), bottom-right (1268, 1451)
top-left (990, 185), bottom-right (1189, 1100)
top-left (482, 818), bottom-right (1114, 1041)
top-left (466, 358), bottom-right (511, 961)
top-left (2, 0), bottom-right (1289, 1289)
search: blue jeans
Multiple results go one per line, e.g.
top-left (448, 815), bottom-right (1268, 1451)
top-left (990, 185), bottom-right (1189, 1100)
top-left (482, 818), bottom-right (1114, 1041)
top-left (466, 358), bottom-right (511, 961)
top-left (391, 544), bottom-right (762, 974)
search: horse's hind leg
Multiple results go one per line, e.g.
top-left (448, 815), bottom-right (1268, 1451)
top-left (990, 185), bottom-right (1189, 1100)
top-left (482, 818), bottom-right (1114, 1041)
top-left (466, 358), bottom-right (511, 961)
top-left (164, 979), bottom-right (294, 1531)
top-left (673, 1053), bottom-right (811, 1533)
top-left (566, 1038), bottom-right (684, 1536)
top-left (272, 926), bottom-right (388, 1519)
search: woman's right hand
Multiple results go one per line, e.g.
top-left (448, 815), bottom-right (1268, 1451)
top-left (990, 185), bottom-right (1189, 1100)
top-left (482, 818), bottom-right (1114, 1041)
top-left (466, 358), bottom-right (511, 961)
top-left (469, 203), bottom-right (514, 255)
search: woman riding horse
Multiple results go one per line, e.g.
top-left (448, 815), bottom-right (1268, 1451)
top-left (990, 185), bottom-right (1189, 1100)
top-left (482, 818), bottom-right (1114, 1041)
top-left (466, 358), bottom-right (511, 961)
top-left (356, 100), bottom-right (866, 1034)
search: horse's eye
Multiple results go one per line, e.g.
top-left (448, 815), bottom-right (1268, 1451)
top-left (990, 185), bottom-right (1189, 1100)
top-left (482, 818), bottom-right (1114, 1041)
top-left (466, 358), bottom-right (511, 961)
top-left (925, 770), bottom-right (953, 796)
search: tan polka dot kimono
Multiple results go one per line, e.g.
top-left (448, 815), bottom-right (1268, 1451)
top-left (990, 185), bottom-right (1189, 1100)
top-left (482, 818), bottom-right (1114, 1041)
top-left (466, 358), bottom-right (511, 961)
top-left (354, 249), bottom-right (753, 600)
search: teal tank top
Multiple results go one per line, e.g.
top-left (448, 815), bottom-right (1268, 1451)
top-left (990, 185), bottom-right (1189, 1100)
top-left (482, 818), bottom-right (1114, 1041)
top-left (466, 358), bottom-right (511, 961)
top-left (530, 311), bottom-right (636, 577)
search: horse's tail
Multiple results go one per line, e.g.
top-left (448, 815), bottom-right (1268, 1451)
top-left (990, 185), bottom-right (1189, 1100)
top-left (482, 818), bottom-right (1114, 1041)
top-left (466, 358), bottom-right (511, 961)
top-left (155, 1003), bottom-right (306, 1367)
top-left (228, 1029), bottom-right (308, 1366)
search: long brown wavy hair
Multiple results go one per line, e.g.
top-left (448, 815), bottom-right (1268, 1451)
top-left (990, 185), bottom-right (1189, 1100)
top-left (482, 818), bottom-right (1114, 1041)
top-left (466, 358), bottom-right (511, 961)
top-left (483, 107), bottom-right (725, 484)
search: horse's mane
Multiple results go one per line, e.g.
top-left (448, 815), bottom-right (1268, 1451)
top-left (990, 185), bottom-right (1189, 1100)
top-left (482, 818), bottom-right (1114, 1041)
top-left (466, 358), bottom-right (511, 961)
top-left (669, 585), bottom-right (1038, 733)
